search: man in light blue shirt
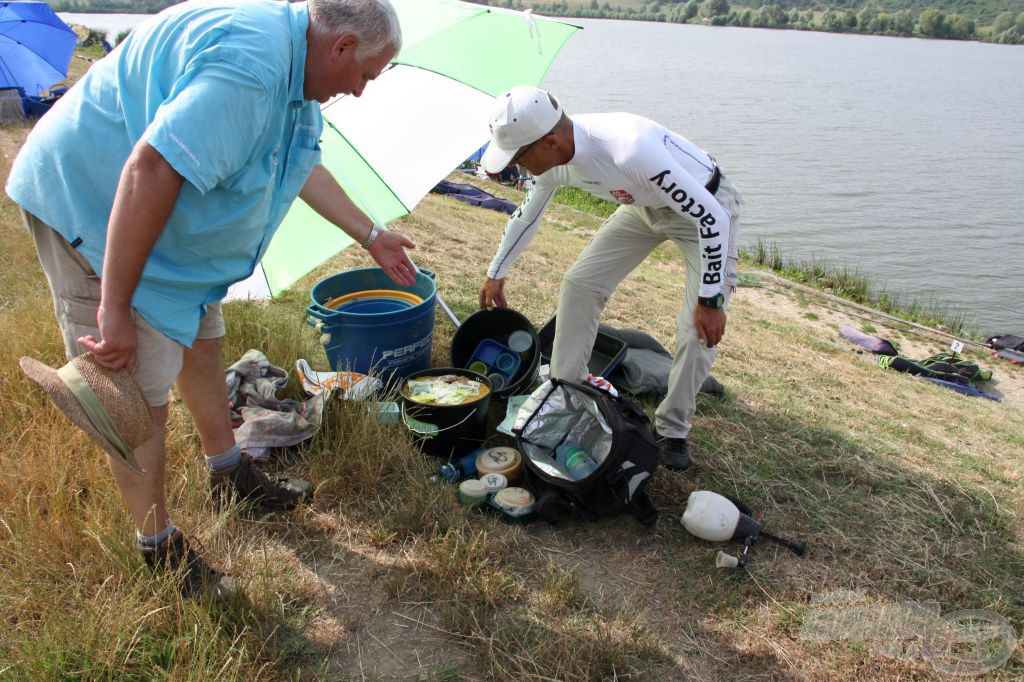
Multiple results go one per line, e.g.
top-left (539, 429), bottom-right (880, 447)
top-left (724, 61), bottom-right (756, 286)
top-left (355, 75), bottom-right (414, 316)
top-left (7, 0), bottom-right (412, 600)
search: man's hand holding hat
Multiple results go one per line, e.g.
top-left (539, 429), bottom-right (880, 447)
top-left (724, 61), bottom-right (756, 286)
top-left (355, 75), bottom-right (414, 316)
top-left (20, 352), bottom-right (154, 475)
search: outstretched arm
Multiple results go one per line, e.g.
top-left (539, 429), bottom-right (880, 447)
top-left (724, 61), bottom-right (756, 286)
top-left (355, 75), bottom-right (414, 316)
top-left (300, 164), bottom-right (417, 286)
top-left (479, 181), bottom-right (559, 309)
top-left (485, 182), bottom-right (558, 281)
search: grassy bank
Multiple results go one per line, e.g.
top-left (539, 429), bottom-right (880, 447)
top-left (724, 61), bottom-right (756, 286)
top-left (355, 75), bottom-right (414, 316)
top-left (1, 57), bottom-right (1022, 680)
top-left (741, 238), bottom-right (974, 339)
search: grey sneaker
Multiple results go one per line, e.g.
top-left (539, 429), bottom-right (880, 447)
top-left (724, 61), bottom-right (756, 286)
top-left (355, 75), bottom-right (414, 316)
top-left (210, 453), bottom-right (313, 512)
top-left (658, 435), bottom-right (691, 471)
top-left (141, 529), bottom-right (235, 602)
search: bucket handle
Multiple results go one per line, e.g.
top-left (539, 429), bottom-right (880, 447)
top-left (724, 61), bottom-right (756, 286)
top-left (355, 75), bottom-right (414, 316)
top-left (306, 302), bottom-right (341, 322)
top-left (401, 402), bottom-right (478, 438)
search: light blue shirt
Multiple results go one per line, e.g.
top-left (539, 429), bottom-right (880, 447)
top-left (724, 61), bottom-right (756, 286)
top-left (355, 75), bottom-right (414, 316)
top-left (6, 0), bottom-right (323, 345)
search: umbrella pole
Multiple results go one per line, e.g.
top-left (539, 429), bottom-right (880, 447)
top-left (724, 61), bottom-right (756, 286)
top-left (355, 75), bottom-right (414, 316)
top-left (406, 254), bottom-right (460, 329)
top-left (435, 292), bottom-right (461, 329)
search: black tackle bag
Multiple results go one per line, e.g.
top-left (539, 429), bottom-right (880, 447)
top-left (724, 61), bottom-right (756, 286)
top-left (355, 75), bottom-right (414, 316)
top-left (513, 378), bottom-right (660, 526)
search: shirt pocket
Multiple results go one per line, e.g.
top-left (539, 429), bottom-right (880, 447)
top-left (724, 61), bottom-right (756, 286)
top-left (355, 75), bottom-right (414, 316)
top-left (278, 124), bottom-right (322, 203)
top-left (279, 145), bottom-right (320, 204)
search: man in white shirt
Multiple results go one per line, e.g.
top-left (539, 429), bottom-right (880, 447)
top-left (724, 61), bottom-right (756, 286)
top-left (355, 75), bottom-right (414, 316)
top-left (478, 87), bottom-right (743, 471)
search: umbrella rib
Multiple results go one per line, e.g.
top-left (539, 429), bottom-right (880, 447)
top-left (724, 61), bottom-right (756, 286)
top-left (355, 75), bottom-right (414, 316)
top-left (321, 116), bottom-right (410, 217)
top-left (0, 27), bottom-right (73, 74)
top-left (0, 55), bottom-right (17, 87)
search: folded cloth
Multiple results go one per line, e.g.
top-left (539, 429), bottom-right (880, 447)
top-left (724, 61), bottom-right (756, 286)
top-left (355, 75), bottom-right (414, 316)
top-left (226, 350), bottom-right (323, 460)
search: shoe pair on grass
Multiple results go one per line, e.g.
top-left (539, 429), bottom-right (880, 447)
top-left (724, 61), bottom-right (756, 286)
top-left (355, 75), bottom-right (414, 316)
top-left (142, 454), bottom-right (312, 601)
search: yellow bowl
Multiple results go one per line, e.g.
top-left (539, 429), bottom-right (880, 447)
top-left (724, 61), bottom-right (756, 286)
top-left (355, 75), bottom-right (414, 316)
top-left (326, 289), bottom-right (423, 310)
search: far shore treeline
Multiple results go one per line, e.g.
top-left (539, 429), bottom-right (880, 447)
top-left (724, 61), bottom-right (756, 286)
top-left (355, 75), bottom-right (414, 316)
top-left (52, 0), bottom-right (1024, 45)
top-left (496, 0), bottom-right (1024, 44)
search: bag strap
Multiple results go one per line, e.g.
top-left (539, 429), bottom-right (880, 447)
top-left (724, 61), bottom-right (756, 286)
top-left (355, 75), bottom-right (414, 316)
top-left (606, 460), bottom-right (658, 525)
top-left (514, 380), bottom-right (561, 438)
top-left (722, 493), bottom-right (754, 518)
top-left (627, 489), bottom-right (659, 526)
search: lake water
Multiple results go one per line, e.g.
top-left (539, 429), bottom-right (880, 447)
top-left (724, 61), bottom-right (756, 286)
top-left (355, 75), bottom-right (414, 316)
top-left (57, 12), bottom-right (152, 42)
top-left (543, 20), bottom-right (1024, 333)
top-left (57, 14), bottom-right (1024, 332)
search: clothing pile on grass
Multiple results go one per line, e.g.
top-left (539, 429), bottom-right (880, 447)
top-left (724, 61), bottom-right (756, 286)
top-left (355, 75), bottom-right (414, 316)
top-left (226, 350), bottom-right (381, 460)
top-left (841, 326), bottom-right (999, 401)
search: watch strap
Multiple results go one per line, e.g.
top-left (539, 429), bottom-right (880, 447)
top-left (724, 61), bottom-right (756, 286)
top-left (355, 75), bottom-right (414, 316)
top-left (361, 224), bottom-right (381, 249)
top-left (698, 293), bottom-right (724, 309)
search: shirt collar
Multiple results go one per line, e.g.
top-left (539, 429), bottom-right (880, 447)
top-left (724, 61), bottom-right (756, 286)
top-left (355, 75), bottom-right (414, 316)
top-left (287, 1), bottom-right (310, 103)
top-left (568, 118), bottom-right (590, 165)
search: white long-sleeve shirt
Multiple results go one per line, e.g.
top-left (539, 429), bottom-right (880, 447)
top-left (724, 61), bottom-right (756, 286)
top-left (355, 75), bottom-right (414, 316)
top-left (487, 113), bottom-right (731, 297)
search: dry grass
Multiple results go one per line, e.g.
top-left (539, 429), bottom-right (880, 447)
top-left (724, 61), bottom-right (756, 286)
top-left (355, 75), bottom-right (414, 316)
top-left (1, 54), bottom-right (1022, 681)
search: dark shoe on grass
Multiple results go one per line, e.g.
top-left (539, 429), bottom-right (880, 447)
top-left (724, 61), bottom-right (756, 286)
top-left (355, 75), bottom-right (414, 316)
top-left (658, 435), bottom-right (691, 471)
top-left (141, 529), bottom-right (235, 602)
top-left (699, 374), bottom-right (726, 398)
top-left (210, 453), bottom-right (313, 512)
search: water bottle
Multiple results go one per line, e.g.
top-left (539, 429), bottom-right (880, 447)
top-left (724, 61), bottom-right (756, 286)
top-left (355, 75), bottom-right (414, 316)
top-left (430, 449), bottom-right (480, 483)
top-left (555, 441), bottom-right (598, 480)
top-left (433, 462), bottom-right (461, 483)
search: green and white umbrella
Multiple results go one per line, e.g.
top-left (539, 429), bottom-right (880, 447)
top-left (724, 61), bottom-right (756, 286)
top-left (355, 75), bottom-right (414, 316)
top-left (229, 1), bottom-right (578, 299)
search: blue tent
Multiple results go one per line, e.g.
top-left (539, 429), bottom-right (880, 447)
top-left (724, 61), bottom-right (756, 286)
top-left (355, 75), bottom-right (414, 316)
top-left (0, 2), bottom-right (76, 96)
top-left (465, 142), bottom-right (487, 164)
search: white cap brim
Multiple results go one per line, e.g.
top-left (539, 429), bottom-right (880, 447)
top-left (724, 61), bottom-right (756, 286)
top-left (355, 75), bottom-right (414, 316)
top-left (481, 142), bottom-right (518, 174)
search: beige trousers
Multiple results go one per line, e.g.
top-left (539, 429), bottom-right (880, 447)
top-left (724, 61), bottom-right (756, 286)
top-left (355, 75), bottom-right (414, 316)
top-left (24, 210), bottom-right (226, 406)
top-left (550, 175), bottom-right (742, 439)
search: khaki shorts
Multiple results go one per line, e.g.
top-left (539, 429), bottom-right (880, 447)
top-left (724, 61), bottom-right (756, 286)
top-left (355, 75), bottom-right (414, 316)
top-left (24, 210), bottom-right (225, 407)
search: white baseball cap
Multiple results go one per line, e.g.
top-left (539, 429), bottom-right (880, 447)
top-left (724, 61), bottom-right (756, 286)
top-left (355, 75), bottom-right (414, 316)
top-left (481, 86), bottom-right (563, 173)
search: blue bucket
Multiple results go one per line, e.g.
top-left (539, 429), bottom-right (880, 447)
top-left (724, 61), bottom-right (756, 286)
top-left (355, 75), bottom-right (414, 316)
top-left (307, 267), bottom-right (437, 382)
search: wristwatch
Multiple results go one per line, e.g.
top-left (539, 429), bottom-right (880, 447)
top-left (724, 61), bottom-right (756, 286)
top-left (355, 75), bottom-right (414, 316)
top-left (360, 224), bottom-right (381, 250)
top-left (698, 293), bottom-right (725, 309)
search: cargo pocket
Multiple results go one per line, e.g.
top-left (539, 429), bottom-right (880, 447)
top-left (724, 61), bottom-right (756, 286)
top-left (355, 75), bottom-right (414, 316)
top-left (57, 296), bottom-right (101, 356)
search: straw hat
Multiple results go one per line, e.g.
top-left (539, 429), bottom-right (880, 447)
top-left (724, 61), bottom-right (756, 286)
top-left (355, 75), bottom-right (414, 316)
top-left (19, 353), bottom-right (153, 475)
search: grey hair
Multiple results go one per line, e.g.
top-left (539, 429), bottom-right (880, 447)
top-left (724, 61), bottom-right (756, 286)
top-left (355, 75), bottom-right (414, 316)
top-left (309, 0), bottom-right (402, 59)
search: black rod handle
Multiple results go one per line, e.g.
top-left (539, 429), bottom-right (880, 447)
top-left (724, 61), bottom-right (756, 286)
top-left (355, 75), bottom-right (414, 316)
top-left (760, 531), bottom-right (806, 556)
